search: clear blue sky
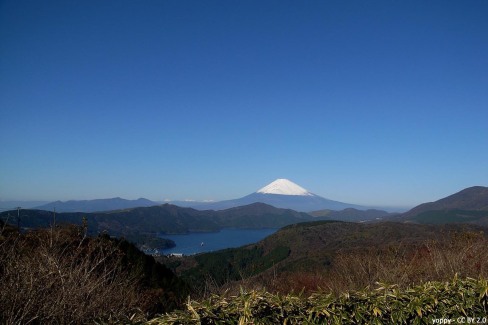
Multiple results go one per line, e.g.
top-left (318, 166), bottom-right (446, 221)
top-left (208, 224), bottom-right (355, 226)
top-left (1, 0), bottom-right (487, 207)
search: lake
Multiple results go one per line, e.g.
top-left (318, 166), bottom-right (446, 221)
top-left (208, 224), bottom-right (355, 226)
top-left (160, 228), bottom-right (278, 255)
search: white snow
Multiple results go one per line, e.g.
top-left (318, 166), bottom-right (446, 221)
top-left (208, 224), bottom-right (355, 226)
top-left (256, 179), bottom-right (314, 196)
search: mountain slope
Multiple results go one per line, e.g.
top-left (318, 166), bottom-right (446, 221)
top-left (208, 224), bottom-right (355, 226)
top-left (387, 186), bottom-right (488, 226)
top-left (35, 197), bottom-right (159, 212)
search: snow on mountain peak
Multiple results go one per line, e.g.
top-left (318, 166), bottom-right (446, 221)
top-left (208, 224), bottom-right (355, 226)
top-left (256, 179), bottom-right (314, 196)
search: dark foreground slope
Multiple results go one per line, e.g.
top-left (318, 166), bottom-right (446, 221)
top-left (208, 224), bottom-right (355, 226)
top-left (0, 222), bottom-right (188, 324)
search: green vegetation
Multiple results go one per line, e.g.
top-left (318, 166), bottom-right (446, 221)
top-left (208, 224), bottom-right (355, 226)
top-left (151, 277), bottom-right (488, 324)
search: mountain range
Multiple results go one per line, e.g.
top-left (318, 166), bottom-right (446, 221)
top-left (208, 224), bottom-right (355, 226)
top-left (15, 180), bottom-right (488, 228)
top-left (33, 179), bottom-right (373, 213)
top-left (2, 184), bottom-right (488, 251)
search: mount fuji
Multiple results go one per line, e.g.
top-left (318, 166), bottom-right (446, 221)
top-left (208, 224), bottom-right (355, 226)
top-left (189, 179), bottom-right (366, 212)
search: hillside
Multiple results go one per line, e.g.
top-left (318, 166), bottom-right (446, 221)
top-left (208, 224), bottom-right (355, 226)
top-left (166, 220), bottom-right (488, 292)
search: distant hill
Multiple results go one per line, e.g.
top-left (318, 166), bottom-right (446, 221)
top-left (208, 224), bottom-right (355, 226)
top-left (397, 186), bottom-right (488, 225)
top-left (35, 197), bottom-right (159, 212)
top-left (309, 208), bottom-right (395, 222)
top-left (0, 203), bottom-right (313, 248)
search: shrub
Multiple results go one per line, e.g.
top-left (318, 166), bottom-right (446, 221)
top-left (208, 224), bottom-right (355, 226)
top-left (150, 276), bottom-right (488, 324)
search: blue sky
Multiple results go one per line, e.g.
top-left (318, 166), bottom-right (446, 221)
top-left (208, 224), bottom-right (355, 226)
top-left (1, 0), bottom-right (487, 207)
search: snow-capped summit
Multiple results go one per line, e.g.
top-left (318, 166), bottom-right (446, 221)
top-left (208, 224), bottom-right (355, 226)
top-left (257, 179), bottom-right (314, 196)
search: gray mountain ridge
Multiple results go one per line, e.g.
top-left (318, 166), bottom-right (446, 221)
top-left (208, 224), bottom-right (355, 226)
top-left (34, 197), bottom-right (158, 213)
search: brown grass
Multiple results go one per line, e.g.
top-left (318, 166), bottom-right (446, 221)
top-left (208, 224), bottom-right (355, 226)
top-left (0, 225), bottom-right (144, 324)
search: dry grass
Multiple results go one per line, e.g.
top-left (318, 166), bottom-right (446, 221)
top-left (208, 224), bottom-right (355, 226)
top-left (0, 225), bottom-right (145, 324)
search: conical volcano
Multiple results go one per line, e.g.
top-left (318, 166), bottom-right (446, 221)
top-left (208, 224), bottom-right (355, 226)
top-left (191, 179), bottom-right (365, 212)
